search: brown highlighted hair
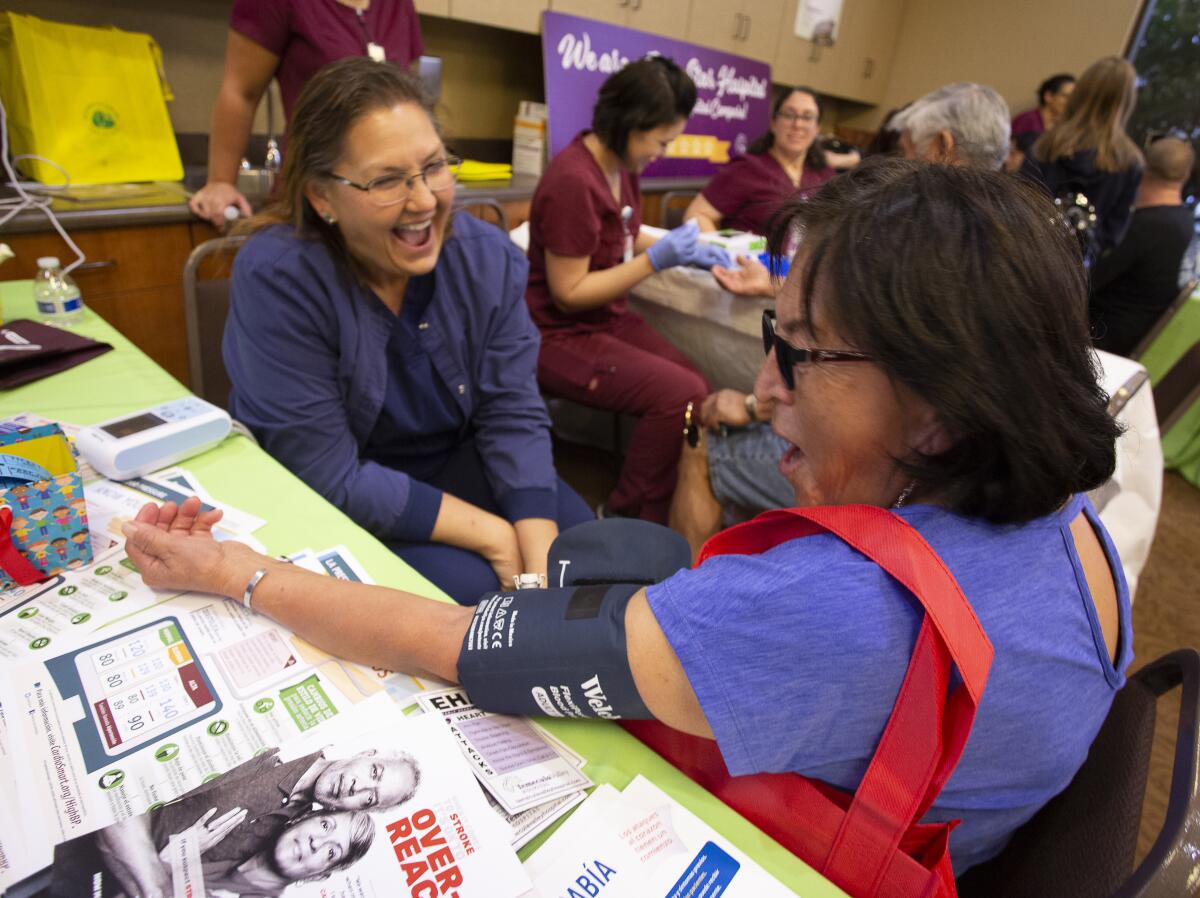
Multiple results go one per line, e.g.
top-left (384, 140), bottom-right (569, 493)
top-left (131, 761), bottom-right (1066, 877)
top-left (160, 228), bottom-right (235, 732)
top-left (1034, 56), bottom-right (1142, 173)
top-left (766, 158), bottom-right (1119, 523)
top-left (237, 57), bottom-right (438, 268)
top-left (748, 86), bottom-right (827, 171)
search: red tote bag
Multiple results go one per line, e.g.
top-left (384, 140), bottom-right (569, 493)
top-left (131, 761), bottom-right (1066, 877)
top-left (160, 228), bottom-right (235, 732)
top-left (624, 504), bottom-right (994, 898)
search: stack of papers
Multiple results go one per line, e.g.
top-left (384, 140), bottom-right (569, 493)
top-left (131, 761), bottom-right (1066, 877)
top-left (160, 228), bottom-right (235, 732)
top-left (50, 700), bottom-right (531, 898)
top-left (416, 687), bottom-right (591, 849)
top-left (521, 776), bottom-right (798, 897)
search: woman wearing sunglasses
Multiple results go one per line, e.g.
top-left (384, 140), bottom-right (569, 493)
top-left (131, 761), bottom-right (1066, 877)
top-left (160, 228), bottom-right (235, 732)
top-left (129, 158), bottom-right (1127, 877)
top-left (223, 58), bottom-right (590, 602)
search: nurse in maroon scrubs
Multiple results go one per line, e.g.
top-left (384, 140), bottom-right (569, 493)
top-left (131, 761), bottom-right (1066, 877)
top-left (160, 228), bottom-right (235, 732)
top-left (685, 87), bottom-right (836, 235)
top-left (525, 56), bottom-right (730, 523)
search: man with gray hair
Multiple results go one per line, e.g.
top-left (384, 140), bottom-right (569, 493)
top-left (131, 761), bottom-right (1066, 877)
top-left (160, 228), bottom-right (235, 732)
top-left (891, 82), bottom-right (1011, 171)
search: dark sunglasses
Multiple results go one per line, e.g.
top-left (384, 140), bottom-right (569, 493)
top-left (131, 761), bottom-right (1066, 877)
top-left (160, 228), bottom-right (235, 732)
top-left (762, 309), bottom-right (875, 389)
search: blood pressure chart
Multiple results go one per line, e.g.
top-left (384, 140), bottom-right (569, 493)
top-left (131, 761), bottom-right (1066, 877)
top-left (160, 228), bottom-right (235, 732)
top-left (47, 617), bottom-right (220, 769)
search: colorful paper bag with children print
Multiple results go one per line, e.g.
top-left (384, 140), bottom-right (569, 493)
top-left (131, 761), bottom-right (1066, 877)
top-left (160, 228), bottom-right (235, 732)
top-left (0, 423), bottom-right (92, 590)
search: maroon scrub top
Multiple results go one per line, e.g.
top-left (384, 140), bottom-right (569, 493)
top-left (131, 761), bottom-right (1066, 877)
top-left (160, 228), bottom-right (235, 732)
top-left (700, 151), bottom-right (835, 235)
top-left (1011, 107), bottom-right (1046, 139)
top-left (231, 0), bottom-right (424, 123)
top-left (525, 132), bottom-right (643, 335)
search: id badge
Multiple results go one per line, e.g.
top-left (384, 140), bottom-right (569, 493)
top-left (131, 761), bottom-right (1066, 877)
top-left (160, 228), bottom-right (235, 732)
top-left (623, 232), bottom-right (634, 264)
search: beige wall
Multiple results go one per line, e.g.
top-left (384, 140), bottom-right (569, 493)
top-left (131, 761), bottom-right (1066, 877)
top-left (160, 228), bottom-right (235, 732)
top-left (842, 0), bottom-right (1143, 131)
top-left (3, 1), bottom-right (543, 140)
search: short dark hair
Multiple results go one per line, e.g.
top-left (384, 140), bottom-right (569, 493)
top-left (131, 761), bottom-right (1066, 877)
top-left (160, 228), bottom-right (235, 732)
top-left (748, 86), bottom-right (827, 170)
top-left (592, 56), bottom-right (696, 157)
top-left (766, 158), bottom-right (1119, 523)
top-left (1038, 73), bottom-right (1076, 106)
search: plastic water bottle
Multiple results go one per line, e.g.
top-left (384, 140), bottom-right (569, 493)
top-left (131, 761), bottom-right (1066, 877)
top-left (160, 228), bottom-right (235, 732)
top-left (33, 257), bottom-right (84, 326)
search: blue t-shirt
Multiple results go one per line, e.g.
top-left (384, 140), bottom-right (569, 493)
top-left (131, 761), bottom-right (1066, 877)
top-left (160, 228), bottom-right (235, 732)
top-left (646, 494), bottom-right (1132, 872)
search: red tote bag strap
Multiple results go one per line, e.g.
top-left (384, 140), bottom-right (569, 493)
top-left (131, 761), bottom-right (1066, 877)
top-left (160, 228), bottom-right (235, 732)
top-left (697, 505), bottom-right (994, 896)
top-left (0, 506), bottom-right (44, 586)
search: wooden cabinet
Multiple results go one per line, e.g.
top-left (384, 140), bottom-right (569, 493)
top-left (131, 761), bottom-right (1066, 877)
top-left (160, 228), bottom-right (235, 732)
top-left (549, 0), bottom-right (691, 40)
top-left (625, 0), bottom-right (692, 42)
top-left (828, 0), bottom-right (904, 104)
top-left (2, 224), bottom-right (194, 386)
top-left (548, 0), bottom-right (624, 27)
top-left (414, 0), bottom-right (450, 15)
top-left (451, 0), bottom-right (544, 34)
top-left (688, 0), bottom-right (782, 62)
top-left (774, 0), bottom-right (905, 104)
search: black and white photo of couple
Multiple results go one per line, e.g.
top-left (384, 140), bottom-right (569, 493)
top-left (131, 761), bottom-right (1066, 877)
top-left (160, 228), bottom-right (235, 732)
top-left (52, 745), bottom-right (422, 898)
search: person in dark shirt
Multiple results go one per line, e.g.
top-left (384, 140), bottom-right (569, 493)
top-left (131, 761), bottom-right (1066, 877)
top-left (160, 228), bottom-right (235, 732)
top-left (684, 86), bottom-right (836, 236)
top-left (1011, 73), bottom-right (1076, 144)
top-left (224, 59), bottom-right (592, 601)
top-left (1090, 137), bottom-right (1196, 356)
top-left (526, 57), bottom-right (729, 523)
top-left (1022, 57), bottom-right (1144, 262)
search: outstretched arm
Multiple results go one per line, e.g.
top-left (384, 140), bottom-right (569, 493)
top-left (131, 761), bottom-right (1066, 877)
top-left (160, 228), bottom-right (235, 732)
top-left (123, 499), bottom-right (712, 736)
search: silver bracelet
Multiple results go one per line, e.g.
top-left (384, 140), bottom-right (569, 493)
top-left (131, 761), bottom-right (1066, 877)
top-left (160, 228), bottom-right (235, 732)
top-left (242, 568), bottom-right (269, 610)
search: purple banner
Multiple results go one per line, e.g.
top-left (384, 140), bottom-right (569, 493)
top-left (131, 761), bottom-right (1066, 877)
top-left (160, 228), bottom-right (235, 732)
top-left (541, 12), bottom-right (772, 178)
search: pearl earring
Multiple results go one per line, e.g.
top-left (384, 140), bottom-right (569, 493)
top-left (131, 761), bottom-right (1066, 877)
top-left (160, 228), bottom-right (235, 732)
top-left (323, 213), bottom-right (336, 224)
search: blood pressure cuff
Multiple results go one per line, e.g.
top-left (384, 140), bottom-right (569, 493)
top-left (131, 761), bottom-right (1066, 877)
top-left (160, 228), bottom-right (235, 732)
top-left (547, 518), bottom-right (692, 588)
top-left (456, 583), bottom-right (652, 720)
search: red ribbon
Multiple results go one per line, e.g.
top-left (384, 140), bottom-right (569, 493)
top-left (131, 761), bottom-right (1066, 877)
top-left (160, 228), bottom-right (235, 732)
top-left (0, 506), bottom-right (47, 586)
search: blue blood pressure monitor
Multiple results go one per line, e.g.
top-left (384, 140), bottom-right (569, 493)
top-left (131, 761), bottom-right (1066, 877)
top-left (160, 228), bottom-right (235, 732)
top-left (77, 398), bottom-right (232, 481)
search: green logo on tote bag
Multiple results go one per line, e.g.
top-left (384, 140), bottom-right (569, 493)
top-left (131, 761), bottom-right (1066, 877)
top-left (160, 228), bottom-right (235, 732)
top-left (86, 104), bottom-right (117, 130)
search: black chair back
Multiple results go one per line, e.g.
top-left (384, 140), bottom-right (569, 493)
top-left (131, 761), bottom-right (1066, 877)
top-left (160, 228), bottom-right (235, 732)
top-left (957, 649), bottom-right (1200, 898)
top-left (182, 236), bottom-right (246, 410)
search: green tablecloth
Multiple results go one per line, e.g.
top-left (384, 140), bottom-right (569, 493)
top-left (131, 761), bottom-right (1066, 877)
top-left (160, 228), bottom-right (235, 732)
top-left (1140, 284), bottom-right (1200, 488)
top-left (0, 281), bottom-right (844, 896)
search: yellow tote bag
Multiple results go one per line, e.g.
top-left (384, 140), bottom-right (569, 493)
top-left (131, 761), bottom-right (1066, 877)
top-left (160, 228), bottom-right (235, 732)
top-left (0, 12), bottom-right (182, 185)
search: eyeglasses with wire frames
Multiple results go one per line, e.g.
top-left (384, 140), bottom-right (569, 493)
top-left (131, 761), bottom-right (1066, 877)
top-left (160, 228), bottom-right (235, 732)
top-left (325, 155), bottom-right (461, 207)
top-left (762, 309), bottom-right (874, 389)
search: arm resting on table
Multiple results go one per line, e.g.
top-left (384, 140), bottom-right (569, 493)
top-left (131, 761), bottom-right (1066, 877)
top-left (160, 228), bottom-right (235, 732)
top-left (122, 501), bottom-right (712, 737)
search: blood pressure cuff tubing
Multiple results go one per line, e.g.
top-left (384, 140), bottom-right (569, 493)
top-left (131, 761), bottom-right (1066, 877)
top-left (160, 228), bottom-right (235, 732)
top-left (456, 584), bottom-right (652, 720)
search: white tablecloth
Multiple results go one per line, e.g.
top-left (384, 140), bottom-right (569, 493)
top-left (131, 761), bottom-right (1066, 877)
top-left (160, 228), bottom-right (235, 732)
top-left (629, 268), bottom-right (1163, 599)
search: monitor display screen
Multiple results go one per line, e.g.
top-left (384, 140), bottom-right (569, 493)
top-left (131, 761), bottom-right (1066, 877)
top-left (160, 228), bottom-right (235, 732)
top-left (101, 412), bottom-right (166, 439)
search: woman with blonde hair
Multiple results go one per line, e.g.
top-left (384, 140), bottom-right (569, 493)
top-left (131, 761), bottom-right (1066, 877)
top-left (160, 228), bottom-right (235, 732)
top-left (1023, 56), bottom-right (1143, 261)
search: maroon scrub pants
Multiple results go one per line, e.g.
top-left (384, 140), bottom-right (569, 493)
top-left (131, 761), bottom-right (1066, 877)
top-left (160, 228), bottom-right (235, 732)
top-left (538, 314), bottom-right (710, 523)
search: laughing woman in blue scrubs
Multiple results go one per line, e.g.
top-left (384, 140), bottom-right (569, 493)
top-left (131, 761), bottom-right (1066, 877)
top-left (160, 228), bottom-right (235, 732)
top-left (223, 58), bottom-right (591, 602)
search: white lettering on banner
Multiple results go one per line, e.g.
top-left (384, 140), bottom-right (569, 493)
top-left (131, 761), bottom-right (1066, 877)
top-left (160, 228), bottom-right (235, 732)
top-left (557, 32), bottom-right (629, 73)
top-left (685, 58), bottom-right (768, 101)
top-left (692, 98), bottom-right (750, 122)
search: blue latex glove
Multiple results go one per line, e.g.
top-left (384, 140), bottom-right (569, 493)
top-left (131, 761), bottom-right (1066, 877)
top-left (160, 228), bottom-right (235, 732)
top-left (645, 220), bottom-right (700, 271)
top-left (693, 242), bottom-right (734, 270)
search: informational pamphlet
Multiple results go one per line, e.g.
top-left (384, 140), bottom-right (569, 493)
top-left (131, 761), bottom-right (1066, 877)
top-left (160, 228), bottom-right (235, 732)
top-left (50, 704), bottom-right (531, 898)
top-left (0, 592), bottom-right (402, 889)
top-left (415, 687), bottom-right (592, 816)
top-left (521, 776), bottom-right (799, 897)
top-left (0, 542), bottom-right (170, 662)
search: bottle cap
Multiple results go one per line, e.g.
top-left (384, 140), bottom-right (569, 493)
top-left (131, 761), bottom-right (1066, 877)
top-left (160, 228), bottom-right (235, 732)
top-left (37, 256), bottom-right (60, 269)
